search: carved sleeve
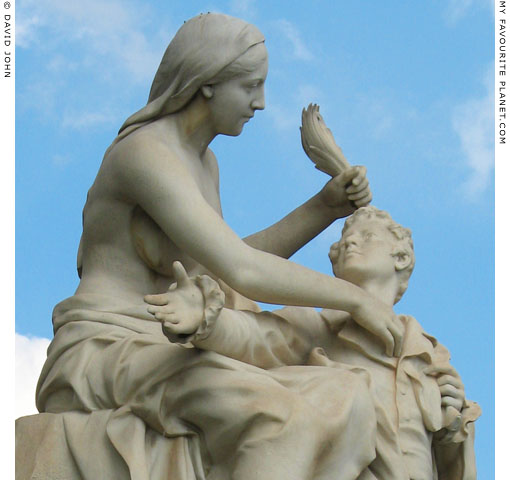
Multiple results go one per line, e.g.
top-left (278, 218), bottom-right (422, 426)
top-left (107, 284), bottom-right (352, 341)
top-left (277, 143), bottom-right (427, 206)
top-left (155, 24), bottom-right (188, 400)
top-left (192, 306), bottom-right (327, 369)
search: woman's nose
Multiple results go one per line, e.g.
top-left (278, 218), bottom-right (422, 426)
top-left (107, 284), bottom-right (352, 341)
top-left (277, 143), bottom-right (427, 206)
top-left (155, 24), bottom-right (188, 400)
top-left (251, 89), bottom-right (265, 111)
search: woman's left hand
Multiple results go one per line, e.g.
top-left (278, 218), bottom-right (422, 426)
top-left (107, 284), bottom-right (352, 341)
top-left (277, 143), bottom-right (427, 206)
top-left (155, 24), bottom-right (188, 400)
top-left (318, 165), bottom-right (372, 219)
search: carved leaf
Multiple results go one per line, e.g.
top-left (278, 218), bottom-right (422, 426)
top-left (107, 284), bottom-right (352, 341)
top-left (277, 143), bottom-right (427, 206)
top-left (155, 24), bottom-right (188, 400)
top-left (300, 103), bottom-right (350, 177)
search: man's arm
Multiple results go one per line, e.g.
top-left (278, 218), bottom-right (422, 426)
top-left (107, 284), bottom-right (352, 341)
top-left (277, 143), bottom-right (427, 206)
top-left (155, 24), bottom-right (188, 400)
top-left (422, 335), bottom-right (481, 479)
top-left (145, 263), bottom-right (327, 369)
top-left (243, 166), bottom-right (372, 258)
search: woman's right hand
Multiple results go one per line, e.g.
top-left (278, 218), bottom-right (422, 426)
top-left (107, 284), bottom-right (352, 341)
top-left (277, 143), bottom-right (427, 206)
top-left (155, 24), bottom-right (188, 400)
top-left (350, 294), bottom-right (404, 357)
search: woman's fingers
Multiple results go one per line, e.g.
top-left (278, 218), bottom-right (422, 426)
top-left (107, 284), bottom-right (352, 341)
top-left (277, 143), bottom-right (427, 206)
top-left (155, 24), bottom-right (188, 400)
top-left (347, 166), bottom-right (367, 187)
top-left (344, 165), bottom-right (371, 207)
top-left (340, 165), bottom-right (364, 187)
top-left (381, 330), bottom-right (396, 357)
top-left (352, 191), bottom-right (372, 207)
top-left (376, 316), bottom-right (403, 357)
top-left (346, 176), bottom-right (368, 193)
top-left (348, 188), bottom-right (371, 201)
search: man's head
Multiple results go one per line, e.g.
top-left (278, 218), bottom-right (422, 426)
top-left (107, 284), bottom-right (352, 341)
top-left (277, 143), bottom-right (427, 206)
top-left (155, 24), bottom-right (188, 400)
top-left (329, 206), bottom-right (415, 304)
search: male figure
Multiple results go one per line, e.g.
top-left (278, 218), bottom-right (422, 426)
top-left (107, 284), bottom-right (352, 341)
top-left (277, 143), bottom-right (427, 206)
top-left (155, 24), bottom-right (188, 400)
top-left (147, 206), bottom-right (480, 479)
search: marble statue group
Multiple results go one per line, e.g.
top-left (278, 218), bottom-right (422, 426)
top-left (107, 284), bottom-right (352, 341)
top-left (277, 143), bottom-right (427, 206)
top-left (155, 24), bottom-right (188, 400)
top-left (16, 13), bottom-right (480, 480)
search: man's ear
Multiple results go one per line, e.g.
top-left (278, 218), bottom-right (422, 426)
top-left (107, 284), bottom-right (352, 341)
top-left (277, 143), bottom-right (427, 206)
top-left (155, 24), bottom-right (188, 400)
top-left (201, 85), bottom-right (214, 99)
top-left (394, 251), bottom-right (412, 272)
top-left (329, 241), bottom-right (341, 277)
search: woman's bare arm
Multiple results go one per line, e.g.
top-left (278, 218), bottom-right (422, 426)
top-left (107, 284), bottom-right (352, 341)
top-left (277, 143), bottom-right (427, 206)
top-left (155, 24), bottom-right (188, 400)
top-left (116, 139), bottom-right (403, 356)
top-left (243, 166), bottom-right (372, 258)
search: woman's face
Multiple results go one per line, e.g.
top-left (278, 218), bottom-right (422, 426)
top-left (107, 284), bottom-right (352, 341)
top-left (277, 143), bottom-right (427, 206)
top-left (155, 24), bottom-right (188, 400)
top-left (206, 49), bottom-right (268, 137)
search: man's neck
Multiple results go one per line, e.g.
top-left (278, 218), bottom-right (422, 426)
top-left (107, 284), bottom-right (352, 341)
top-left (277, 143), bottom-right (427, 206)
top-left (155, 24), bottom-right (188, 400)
top-left (356, 277), bottom-right (398, 308)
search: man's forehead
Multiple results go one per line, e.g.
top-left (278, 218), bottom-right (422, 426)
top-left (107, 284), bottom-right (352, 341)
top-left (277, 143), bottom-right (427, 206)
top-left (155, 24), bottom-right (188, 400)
top-left (342, 217), bottom-right (388, 236)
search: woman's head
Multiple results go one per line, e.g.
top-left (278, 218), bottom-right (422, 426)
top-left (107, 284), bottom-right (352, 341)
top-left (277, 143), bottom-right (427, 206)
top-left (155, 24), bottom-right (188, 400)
top-left (206, 42), bottom-right (268, 86)
top-left (200, 42), bottom-right (267, 136)
top-left (119, 13), bottom-right (265, 135)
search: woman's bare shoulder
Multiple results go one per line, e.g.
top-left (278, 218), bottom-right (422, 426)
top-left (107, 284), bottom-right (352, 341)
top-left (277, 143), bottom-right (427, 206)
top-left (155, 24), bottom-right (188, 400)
top-left (110, 126), bottom-right (179, 164)
top-left (103, 126), bottom-right (187, 188)
top-left (102, 126), bottom-right (204, 207)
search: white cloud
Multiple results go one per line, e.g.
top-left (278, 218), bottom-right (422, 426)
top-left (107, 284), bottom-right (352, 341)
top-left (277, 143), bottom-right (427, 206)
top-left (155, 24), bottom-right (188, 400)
top-left (17, 0), bottom-right (162, 83)
top-left (355, 96), bottom-right (395, 140)
top-left (15, 14), bottom-right (42, 48)
top-left (368, 106), bottom-right (394, 140)
top-left (47, 55), bottom-right (80, 73)
top-left (452, 67), bottom-right (494, 197)
top-left (230, 0), bottom-right (257, 19)
top-left (17, 79), bottom-right (60, 117)
top-left (444, 0), bottom-right (494, 23)
top-left (317, 221), bottom-right (343, 248)
top-left (444, 0), bottom-right (475, 23)
top-left (267, 84), bottom-right (322, 132)
top-left (275, 19), bottom-right (313, 61)
top-left (16, 0), bottom-right (170, 134)
top-left (62, 110), bottom-right (119, 130)
top-left (52, 154), bottom-right (72, 167)
top-left (15, 334), bottom-right (51, 419)
top-left (295, 84), bottom-right (323, 107)
top-left (267, 103), bottom-right (297, 131)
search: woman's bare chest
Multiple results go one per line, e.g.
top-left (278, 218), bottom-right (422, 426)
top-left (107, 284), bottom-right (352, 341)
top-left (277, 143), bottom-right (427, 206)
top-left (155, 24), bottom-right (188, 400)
top-left (129, 165), bottom-right (221, 277)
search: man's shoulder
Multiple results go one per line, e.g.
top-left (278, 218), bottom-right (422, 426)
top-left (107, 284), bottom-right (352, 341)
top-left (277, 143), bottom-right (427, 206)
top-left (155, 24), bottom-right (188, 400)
top-left (271, 306), bottom-right (328, 340)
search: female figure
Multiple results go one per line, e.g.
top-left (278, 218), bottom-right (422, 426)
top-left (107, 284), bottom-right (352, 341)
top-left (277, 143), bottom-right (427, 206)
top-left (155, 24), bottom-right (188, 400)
top-left (35, 13), bottom-right (401, 480)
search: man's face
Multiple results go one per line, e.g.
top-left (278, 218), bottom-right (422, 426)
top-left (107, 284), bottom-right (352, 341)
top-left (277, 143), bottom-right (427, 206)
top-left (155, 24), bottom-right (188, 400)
top-left (334, 218), bottom-right (397, 286)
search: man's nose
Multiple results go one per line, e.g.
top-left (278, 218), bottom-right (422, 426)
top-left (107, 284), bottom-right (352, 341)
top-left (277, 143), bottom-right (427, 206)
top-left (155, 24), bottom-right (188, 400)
top-left (344, 234), bottom-right (359, 246)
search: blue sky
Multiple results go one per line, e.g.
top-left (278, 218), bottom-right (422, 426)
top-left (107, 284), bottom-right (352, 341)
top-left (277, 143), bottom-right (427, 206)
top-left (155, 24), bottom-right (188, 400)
top-left (15, 0), bottom-right (495, 477)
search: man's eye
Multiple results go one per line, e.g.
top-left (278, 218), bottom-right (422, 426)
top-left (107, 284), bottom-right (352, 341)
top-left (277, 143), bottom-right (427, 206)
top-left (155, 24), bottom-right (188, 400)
top-left (364, 233), bottom-right (375, 240)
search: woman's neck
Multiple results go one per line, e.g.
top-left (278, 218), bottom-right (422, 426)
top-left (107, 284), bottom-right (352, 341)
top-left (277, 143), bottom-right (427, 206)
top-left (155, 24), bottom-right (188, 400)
top-left (160, 94), bottom-right (216, 158)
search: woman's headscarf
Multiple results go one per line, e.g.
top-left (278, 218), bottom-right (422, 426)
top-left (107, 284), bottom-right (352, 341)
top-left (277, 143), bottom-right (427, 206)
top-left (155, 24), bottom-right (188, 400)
top-left (117, 13), bottom-right (265, 138)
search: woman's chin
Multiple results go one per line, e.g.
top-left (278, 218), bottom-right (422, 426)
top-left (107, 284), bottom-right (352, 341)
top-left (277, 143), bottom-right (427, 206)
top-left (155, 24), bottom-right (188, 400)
top-left (221, 125), bottom-right (245, 137)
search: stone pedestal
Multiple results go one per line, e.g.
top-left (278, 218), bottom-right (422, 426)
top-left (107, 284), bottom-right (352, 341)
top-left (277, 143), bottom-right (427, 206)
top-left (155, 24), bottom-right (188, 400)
top-left (16, 413), bottom-right (82, 480)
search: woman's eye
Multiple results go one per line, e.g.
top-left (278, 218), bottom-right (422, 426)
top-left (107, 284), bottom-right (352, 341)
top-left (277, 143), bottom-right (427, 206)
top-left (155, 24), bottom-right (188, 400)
top-left (245, 82), bottom-right (260, 90)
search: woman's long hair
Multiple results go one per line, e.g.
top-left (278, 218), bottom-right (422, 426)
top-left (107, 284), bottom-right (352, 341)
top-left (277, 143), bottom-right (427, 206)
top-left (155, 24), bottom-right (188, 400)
top-left (117, 13), bottom-right (265, 141)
